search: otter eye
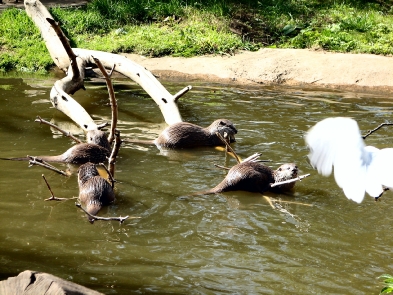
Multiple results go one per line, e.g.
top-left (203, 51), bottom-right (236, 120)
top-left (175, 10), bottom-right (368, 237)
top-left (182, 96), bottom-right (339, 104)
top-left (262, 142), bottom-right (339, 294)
top-left (278, 168), bottom-right (282, 171)
top-left (219, 121), bottom-right (225, 126)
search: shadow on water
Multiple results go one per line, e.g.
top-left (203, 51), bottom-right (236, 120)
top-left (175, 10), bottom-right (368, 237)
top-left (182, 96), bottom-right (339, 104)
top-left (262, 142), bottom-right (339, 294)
top-left (1, 75), bottom-right (393, 294)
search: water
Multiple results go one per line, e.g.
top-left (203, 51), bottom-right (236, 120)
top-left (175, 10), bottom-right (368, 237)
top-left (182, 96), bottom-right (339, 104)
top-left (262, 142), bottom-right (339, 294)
top-left (1, 74), bottom-right (393, 294)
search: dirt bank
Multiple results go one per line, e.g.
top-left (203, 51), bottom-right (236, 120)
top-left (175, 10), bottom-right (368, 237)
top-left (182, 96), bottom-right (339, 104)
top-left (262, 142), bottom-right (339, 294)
top-left (125, 48), bottom-right (393, 93)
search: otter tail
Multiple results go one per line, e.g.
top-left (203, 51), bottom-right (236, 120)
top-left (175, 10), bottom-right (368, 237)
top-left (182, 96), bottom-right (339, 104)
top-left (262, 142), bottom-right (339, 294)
top-left (1, 157), bottom-right (30, 161)
top-left (85, 201), bottom-right (102, 224)
top-left (1, 155), bottom-right (64, 163)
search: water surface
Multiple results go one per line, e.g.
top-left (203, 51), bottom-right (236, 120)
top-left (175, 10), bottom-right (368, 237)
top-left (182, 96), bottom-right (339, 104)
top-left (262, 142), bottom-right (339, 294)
top-left (1, 75), bottom-right (393, 294)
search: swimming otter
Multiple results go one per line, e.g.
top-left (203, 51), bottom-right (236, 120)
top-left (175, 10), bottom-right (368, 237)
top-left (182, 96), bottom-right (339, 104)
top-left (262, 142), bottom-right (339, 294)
top-left (202, 161), bottom-right (299, 194)
top-left (78, 162), bottom-right (115, 223)
top-left (2, 129), bottom-right (111, 164)
top-left (124, 119), bottom-right (237, 149)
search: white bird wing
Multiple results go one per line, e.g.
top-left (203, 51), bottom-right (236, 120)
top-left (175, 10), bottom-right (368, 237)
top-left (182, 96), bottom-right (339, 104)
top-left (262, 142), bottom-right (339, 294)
top-left (365, 147), bottom-right (393, 198)
top-left (305, 117), bottom-right (371, 203)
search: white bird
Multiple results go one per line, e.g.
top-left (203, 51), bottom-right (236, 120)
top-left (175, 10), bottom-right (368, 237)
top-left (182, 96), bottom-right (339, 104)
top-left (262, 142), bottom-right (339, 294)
top-left (305, 117), bottom-right (393, 203)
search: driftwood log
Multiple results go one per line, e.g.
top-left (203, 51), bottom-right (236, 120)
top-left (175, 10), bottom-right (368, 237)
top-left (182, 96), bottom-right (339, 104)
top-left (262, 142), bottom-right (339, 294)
top-left (24, 0), bottom-right (189, 129)
top-left (0, 270), bottom-right (104, 295)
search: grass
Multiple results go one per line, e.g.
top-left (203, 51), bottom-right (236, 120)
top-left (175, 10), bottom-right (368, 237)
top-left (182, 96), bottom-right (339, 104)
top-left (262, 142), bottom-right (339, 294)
top-left (0, 0), bottom-right (392, 72)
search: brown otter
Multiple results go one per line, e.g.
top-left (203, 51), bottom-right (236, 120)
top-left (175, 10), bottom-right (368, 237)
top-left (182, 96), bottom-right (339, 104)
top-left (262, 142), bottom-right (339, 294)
top-left (201, 161), bottom-right (298, 195)
top-left (1, 129), bottom-right (111, 164)
top-left (78, 162), bottom-right (115, 223)
top-left (124, 119), bottom-right (237, 149)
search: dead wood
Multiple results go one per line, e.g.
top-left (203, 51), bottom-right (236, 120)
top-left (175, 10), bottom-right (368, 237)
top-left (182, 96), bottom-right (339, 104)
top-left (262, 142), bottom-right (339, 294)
top-left (42, 174), bottom-right (77, 201)
top-left (362, 122), bottom-right (393, 139)
top-left (24, 0), bottom-right (186, 126)
top-left (270, 173), bottom-right (311, 188)
top-left (108, 130), bottom-right (122, 179)
top-left (35, 116), bottom-right (83, 144)
top-left (93, 57), bottom-right (118, 144)
top-left (75, 203), bottom-right (138, 224)
top-left (28, 156), bottom-right (68, 176)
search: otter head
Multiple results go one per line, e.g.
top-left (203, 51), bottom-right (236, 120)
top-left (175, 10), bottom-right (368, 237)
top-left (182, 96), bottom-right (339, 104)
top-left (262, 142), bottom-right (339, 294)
top-left (86, 130), bottom-right (111, 151)
top-left (78, 162), bottom-right (100, 186)
top-left (208, 119), bottom-right (237, 143)
top-left (273, 163), bottom-right (298, 192)
top-left (274, 163), bottom-right (298, 181)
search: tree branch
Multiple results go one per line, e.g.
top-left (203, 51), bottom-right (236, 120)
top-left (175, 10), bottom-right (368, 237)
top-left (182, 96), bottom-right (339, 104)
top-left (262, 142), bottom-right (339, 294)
top-left (75, 203), bottom-right (137, 224)
top-left (42, 174), bottom-right (77, 201)
top-left (35, 116), bottom-right (83, 144)
top-left (28, 156), bottom-right (68, 176)
top-left (270, 173), bottom-right (311, 188)
top-left (92, 56), bottom-right (118, 144)
top-left (362, 122), bottom-right (393, 139)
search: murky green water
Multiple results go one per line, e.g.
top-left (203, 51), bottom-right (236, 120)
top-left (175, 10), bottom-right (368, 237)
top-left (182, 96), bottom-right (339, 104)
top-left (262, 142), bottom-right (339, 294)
top-left (1, 74), bottom-right (393, 294)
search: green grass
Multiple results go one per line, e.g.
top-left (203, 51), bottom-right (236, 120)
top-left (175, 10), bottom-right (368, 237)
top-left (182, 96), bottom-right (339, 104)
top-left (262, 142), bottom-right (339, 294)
top-left (1, 0), bottom-right (392, 72)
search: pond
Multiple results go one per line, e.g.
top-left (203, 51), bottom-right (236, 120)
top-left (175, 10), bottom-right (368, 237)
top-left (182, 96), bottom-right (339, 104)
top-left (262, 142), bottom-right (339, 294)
top-left (1, 74), bottom-right (393, 294)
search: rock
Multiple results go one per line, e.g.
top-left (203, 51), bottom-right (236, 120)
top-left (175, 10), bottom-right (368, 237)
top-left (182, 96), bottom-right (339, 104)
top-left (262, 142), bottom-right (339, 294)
top-left (0, 270), bottom-right (104, 295)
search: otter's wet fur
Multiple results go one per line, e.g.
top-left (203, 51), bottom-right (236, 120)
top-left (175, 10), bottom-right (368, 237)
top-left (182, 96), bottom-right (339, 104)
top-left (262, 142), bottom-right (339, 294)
top-left (1, 130), bottom-right (110, 164)
top-left (205, 162), bottom-right (299, 194)
top-left (78, 162), bottom-right (115, 223)
top-left (124, 119), bottom-right (237, 149)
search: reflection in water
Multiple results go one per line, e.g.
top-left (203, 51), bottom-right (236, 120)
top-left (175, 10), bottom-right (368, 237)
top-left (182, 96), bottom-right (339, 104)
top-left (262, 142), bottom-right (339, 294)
top-left (0, 76), bottom-right (393, 294)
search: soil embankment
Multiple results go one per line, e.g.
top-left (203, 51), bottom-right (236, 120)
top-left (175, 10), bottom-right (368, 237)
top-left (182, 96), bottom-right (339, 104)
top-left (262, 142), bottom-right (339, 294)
top-left (125, 48), bottom-right (393, 93)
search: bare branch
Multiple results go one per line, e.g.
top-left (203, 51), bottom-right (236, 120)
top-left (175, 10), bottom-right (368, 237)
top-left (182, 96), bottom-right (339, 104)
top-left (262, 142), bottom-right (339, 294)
top-left (362, 122), bottom-right (393, 139)
top-left (42, 174), bottom-right (77, 201)
top-left (75, 203), bottom-right (138, 224)
top-left (215, 131), bottom-right (241, 164)
top-left (35, 116), bottom-right (82, 144)
top-left (270, 173), bottom-right (311, 188)
top-left (108, 130), bottom-right (122, 178)
top-left (173, 85), bottom-right (192, 102)
top-left (92, 56), bottom-right (118, 144)
top-left (28, 156), bottom-right (68, 176)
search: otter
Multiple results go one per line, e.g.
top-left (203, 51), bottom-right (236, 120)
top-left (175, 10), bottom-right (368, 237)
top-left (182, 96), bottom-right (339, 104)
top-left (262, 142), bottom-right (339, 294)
top-left (124, 119), bottom-right (237, 149)
top-left (2, 129), bottom-right (110, 164)
top-left (78, 162), bottom-right (115, 223)
top-left (201, 161), bottom-right (298, 195)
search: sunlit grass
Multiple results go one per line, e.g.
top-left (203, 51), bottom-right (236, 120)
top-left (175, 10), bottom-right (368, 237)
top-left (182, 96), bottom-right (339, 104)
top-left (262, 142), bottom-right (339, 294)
top-left (1, 0), bottom-right (393, 72)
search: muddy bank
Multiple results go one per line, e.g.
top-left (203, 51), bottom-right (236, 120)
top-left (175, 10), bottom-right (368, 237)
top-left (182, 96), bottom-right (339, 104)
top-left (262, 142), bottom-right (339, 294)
top-left (125, 48), bottom-right (393, 93)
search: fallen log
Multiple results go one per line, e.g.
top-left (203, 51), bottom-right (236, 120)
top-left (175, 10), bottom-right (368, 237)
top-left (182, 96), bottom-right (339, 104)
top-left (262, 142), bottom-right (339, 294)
top-left (24, 0), bottom-right (188, 127)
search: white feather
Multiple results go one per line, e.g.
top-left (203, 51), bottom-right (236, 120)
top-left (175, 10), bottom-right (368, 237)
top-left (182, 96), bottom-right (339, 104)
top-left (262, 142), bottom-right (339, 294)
top-left (305, 117), bottom-right (393, 203)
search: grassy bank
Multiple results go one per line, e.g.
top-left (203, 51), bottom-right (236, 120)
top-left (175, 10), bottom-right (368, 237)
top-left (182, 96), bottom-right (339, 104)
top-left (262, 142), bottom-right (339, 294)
top-left (0, 0), bottom-right (392, 73)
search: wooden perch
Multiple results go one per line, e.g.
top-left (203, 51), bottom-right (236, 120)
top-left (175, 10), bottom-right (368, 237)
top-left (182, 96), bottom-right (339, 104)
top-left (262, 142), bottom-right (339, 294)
top-left (25, 0), bottom-right (186, 126)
